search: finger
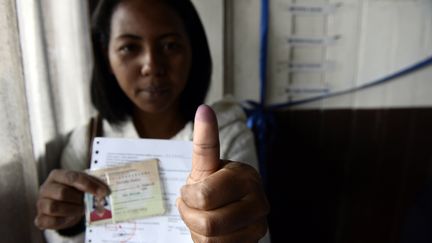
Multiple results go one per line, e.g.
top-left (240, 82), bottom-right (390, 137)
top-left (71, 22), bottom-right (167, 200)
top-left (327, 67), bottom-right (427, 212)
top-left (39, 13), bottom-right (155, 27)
top-left (47, 169), bottom-right (110, 197)
top-left (34, 214), bottom-right (82, 230)
top-left (177, 193), bottom-right (269, 236)
top-left (190, 220), bottom-right (268, 243)
top-left (181, 162), bottom-right (258, 210)
top-left (190, 105), bottom-right (221, 184)
top-left (39, 182), bottom-right (83, 205)
top-left (37, 198), bottom-right (84, 217)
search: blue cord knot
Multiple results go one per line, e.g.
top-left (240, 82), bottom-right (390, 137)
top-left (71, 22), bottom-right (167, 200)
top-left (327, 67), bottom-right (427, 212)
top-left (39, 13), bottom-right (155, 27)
top-left (243, 100), bottom-right (275, 185)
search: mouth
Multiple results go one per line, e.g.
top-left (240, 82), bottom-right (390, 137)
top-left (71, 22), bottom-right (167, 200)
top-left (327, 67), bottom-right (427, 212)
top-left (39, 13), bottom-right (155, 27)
top-left (137, 86), bottom-right (170, 98)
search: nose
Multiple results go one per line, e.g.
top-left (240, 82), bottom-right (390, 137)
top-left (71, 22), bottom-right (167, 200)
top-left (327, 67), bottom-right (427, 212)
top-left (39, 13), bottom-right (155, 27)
top-left (140, 47), bottom-right (165, 77)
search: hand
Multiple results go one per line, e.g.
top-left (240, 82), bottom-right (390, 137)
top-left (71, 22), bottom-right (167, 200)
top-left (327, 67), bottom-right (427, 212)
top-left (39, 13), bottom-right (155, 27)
top-left (34, 169), bottom-right (110, 230)
top-left (177, 105), bottom-right (270, 242)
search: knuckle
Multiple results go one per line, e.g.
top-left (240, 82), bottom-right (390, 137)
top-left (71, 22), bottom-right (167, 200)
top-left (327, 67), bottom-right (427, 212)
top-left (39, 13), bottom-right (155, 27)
top-left (191, 232), bottom-right (218, 243)
top-left (192, 235), bottom-right (213, 243)
top-left (48, 169), bottom-right (60, 179)
top-left (80, 178), bottom-right (94, 191)
top-left (190, 234), bottom-right (202, 243)
top-left (38, 184), bottom-right (48, 196)
top-left (254, 220), bottom-right (268, 239)
top-left (57, 186), bottom-right (69, 200)
top-left (251, 192), bottom-right (270, 219)
top-left (258, 222), bottom-right (268, 236)
top-left (195, 183), bottom-right (213, 209)
top-left (36, 199), bottom-right (45, 212)
top-left (243, 164), bottom-right (260, 179)
top-left (54, 217), bottom-right (67, 228)
top-left (34, 214), bottom-right (68, 230)
top-left (47, 201), bottom-right (59, 214)
top-left (65, 171), bottom-right (79, 184)
top-left (228, 161), bottom-right (261, 182)
top-left (199, 239), bottom-right (213, 243)
top-left (34, 216), bottom-right (45, 229)
top-left (199, 215), bottom-right (218, 237)
top-left (193, 143), bottom-right (219, 154)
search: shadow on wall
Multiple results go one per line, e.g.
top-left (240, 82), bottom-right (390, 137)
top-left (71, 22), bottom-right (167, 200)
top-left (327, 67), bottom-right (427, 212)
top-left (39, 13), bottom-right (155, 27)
top-left (0, 162), bottom-right (44, 243)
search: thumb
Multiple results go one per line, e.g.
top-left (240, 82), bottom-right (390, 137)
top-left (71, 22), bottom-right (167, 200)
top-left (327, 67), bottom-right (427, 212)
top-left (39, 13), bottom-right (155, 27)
top-left (189, 104), bottom-right (221, 184)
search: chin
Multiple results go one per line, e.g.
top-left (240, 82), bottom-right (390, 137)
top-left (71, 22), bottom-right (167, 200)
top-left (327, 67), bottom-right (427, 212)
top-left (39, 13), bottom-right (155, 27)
top-left (135, 102), bottom-right (176, 114)
top-left (133, 92), bottom-right (180, 114)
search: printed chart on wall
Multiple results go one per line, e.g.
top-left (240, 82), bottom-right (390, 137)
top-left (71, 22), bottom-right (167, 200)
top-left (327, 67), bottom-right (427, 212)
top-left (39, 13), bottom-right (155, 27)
top-left (267, 0), bottom-right (432, 108)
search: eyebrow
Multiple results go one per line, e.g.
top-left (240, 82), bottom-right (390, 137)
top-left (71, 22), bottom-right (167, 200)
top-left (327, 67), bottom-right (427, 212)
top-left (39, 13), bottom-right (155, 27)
top-left (116, 34), bottom-right (142, 40)
top-left (115, 32), bottom-right (183, 41)
top-left (159, 33), bottom-right (182, 39)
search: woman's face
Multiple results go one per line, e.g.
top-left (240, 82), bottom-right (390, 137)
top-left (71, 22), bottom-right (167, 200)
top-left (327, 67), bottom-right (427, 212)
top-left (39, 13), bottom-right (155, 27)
top-left (108, 0), bottom-right (192, 114)
top-left (94, 197), bottom-right (106, 211)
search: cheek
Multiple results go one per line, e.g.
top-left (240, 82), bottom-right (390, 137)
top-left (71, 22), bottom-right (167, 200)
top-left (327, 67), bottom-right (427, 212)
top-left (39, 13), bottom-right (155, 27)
top-left (109, 49), bottom-right (128, 78)
top-left (109, 53), bottom-right (125, 79)
top-left (172, 55), bottom-right (192, 89)
top-left (111, 67), bottom-right (129, 94)
top-left (109, 57), bottom-right (135, 93)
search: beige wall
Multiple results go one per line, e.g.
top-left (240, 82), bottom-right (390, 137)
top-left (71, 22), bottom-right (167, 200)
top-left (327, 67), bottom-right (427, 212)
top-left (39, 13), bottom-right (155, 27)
top-left (191, 0), bottom-right (225, 104)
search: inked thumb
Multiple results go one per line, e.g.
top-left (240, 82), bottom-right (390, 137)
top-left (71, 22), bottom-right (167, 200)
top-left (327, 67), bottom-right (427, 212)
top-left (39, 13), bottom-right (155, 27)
top-left (188, 105), bottom-right (221, 184)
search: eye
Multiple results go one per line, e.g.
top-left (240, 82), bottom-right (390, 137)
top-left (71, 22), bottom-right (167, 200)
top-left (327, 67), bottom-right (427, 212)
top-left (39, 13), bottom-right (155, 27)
top-left (162, 41), bottom-right (181, 52)
top-left (118, 44), bottom-right (139, 55)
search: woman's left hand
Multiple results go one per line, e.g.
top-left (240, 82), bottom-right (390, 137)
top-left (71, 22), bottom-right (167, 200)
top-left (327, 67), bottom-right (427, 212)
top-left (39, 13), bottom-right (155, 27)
top-left (177, 105), bottom-right (270, 243)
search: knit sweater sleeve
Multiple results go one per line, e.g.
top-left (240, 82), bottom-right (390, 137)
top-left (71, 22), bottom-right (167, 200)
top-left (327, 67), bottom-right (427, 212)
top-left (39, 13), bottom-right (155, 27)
top-left (211, 97), bottom-right (259, 171)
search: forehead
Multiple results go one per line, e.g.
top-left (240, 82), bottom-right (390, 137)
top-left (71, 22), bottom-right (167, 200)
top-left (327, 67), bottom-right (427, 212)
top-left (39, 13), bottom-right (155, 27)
top-left (111, 0), bottom-right (186, 37)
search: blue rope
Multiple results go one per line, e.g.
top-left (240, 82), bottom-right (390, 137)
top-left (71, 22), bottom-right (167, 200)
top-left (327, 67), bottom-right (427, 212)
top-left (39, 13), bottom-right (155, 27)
top-left (248, 0), bottom-right (270, 184)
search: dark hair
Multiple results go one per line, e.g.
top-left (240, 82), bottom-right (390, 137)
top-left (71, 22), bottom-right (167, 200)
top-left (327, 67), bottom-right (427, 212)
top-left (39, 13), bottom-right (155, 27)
top-left (90, 0), bottom-right (212, 124)
top-left (92, 196), bottom-right (108, 209)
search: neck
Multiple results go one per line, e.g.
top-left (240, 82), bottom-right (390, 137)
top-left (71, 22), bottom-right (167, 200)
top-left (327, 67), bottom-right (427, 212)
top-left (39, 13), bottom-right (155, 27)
top-left (132, 107), bottom-right (186, 139)
top-left (96, 208), bottom-right (105, 214)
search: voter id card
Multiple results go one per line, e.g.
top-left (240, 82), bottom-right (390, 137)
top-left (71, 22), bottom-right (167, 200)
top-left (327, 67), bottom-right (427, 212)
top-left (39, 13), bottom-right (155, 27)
top-left (85, 159), bottom-right (165, 225)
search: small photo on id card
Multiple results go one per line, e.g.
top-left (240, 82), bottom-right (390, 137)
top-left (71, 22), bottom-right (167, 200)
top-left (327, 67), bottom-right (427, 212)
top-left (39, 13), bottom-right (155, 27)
top-left (85, 159), bottom-right (165, 225)
top-left (86, 194), bottom-right (113, 223)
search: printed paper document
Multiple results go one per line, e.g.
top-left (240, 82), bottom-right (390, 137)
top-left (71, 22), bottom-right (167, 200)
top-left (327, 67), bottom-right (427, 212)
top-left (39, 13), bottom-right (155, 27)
top-left (85, 137), bottom-right (193, 243)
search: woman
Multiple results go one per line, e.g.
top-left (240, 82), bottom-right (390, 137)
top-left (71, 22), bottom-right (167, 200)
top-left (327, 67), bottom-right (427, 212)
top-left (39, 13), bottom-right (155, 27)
top-left (35, 0), bottom-right (270, 242)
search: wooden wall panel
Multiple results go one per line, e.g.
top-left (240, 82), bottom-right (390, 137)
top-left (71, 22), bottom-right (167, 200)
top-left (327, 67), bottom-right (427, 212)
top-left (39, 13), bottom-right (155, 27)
top-left (265, 108), bottom-right (432, 243)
